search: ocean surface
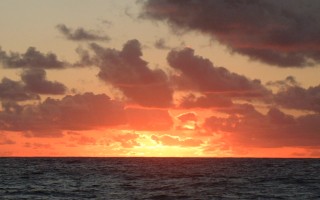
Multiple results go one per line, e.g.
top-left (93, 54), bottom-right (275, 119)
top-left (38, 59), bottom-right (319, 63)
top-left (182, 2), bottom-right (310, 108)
top-left (0, 158), bottom-right (319, 199)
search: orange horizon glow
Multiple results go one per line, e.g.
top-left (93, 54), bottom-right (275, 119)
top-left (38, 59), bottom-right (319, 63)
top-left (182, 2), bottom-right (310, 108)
top-left (1, 1), bottom-right (320, 159)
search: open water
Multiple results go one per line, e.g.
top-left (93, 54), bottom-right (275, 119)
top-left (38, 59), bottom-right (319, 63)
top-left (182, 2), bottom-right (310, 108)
top-left (0, 158), bottom-right (319, 199)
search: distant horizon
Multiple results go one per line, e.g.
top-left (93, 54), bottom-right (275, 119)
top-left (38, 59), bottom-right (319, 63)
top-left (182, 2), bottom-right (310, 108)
top-left (1, 156), bottom-right (319, 159)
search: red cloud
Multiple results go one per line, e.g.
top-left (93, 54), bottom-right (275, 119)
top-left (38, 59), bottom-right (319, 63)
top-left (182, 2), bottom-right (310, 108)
top-left (151, 134), bottom-right (203, 147)
top-left (205, 105), bottom-right (320, 147)
top-left (126, 108), bottom-right (173, 131)
top-left (0, 93), bottom-right (126, 137)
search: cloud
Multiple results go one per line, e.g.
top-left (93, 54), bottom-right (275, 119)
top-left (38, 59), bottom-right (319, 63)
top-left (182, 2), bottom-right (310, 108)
top-left (0, 93), bottom-right (126, 137)
top-left (70, 135), bottom-right (97, 146)
top-left (151, 134), bottom-right (203, 147)
top-left (0, 78), bottom-right (39, 101)
top-left (21, 69), bottom-right (67, 95)
top-left (125, 107), bottom-right (173, 131)
top-left (0, 69), bottom-right (66, 102)
top-left (167, 47), bottom-right (268, 96)
top-left (179, 93), bottom-right (233, 108)
top-left (73, 46), bottom-right (94, 67)
top-left (111, 132), bottom-right (140, 148)
top-left (154, 38), bottom-right (171, 50)
top-left (0, 47), bottom-right (65, 69)
top-left (204, 105), bottom-right (320, 147)
top-left (56, 24), bottom-right (110, 41)
top-left (266, 76), bottom-right (300, 90)
top-left (91, 39), bottom-right (173, 107)
top-left (142, 0), bottom-right (320, 67)
top-left (0, 133), bottom-right (15, 145)
top-left (177, 112), bottom-right (197, 123)
top-left (275, 84), bottom-right (320, 113)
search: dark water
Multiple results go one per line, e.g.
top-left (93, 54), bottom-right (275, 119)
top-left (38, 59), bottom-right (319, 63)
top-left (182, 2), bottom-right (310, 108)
top-left (0, 158), bottom-right (319, 199)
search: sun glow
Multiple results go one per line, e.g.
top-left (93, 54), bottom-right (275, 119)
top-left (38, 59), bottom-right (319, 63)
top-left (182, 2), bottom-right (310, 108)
top-left (131, 143), bottom-right (203, 157)
top-left (121, 133), bottom-right (203, 157)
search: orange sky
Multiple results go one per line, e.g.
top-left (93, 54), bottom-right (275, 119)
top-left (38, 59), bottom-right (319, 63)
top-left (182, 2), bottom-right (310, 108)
top-left (0, 0), bottom-right (320, 158)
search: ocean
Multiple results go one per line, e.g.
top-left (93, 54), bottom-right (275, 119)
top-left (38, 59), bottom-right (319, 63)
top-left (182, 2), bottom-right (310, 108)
top-left (0, 158), bottom-right (319, 199)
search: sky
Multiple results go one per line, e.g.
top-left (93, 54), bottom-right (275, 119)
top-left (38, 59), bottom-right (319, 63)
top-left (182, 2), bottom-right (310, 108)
top-left (0, 0), bottom-right (320, 157)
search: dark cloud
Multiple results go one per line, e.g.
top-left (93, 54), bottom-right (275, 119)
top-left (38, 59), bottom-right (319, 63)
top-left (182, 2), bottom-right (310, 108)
top-left (125, 107), bottom-right (173, 131)
top-left (179, 93), bottom-right (233, 108)
top-left (56, 24), bottom-right (110, 41)
top-left (0, 93), bottom-right (126, 137)
top-left (154, 38), bottom-right (171, 50)
top-left (142, 0), bottom-right (320, 67)
top-left (167, 48), bottom-right (269, 96)
top-left (204, 105), bottom-right (320, 147)
top-left (267, 107), bottom-right (295, 124)
top-left (0, 47), bottom-right (65, 69)
top-left (0, 69), bottom-right (66, 102)
top-left (73, 46), bottom-right (94, 67)
top-left (91, 39), bottom-right (173, 107)
top-left (266, 76), bottom-right (300, 90)
top-left (21, 69), bottom-right (67, 95)
top-left (275, 84), bottom-right (320, 113)
top-left (0, 78), bottom-right (39, 101)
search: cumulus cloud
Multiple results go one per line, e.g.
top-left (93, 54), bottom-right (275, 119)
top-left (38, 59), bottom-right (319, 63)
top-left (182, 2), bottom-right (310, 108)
top-left (125, 107), bottom-right (173, 131)
top-left (0, 69), bottom-right (66, 102)
top-left (275, 84), bottom-right (320, 113)
top-left (91, 39), bottom-right (173, 107)
top-left (142, 0), bottom-right (320, 67)
top-left (0, 78), bottom-right (39, 101)
top-left (56, 24), bottom-right (110, 41)
top-left (0, 47), bottom-right (65, 69)
top-left (266, 76), bottom-right (300, 90)
top-left (21, 69), bottom-right (67, 95)
top-left (204, 105), bottom-right (320, 147)
top-left (167, 47), bottom-right (268, 96)
top-left (0, 93), bottom-right (126, 137)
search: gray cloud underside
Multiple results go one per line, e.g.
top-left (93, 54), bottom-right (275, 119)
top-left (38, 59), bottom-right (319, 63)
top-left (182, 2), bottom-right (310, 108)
top-left (56, 24), bottom-right (110, 41)
top-left (0, 47), bottom-right (65, 69)
top-left (0, 93), bottom-right (126, 136)
top-left (21, 69), bottom-right (67, 95)
top-left (167, 47), bottom-right (270, 97)
top-left (142, 0), bottom-right (320, 67)
top-left (0, 68), bottom-right (67, 102)
top-left (89, 39), bottom-right (174, 107)
top-left (0, 78), bottom-right (39, 101)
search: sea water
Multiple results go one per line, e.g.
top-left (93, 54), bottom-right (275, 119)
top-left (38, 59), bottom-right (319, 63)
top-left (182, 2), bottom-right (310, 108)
top-left (0, 158), bottom-right (319, 199)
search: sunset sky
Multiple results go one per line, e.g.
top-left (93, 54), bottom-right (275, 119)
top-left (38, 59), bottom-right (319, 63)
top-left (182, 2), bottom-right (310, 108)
top-left (1, 0), bottom-right (320, 157)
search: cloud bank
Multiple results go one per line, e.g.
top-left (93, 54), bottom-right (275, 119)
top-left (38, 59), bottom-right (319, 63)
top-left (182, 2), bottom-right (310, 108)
top-left (142, 0), bottom-right (320, 67)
